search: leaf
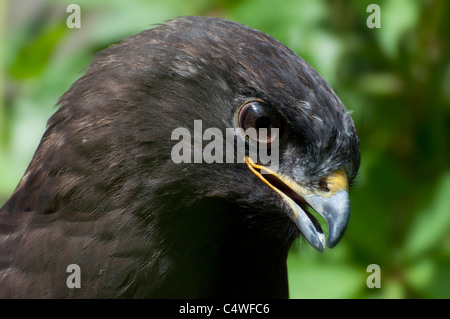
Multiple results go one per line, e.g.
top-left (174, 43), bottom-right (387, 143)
top-left (287, 249), bottom-right (365, 298)
top-left (9, 23), bottom-right (68, 79)
top-left (404, 171), bottom-right (450, 260)
top-left (376, 0), bottom-right (420, 58)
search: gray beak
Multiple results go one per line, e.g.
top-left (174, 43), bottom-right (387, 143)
top-left (302, 190), bottom-right (351, 249)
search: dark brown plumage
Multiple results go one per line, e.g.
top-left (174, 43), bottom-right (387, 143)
top-left (0, 16), bottom-right (360, 298)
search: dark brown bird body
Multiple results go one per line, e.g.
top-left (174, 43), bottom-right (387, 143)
top-left (0, 16), bottom-right (360, 298)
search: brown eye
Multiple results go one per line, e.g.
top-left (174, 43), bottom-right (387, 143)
top-left (237, 101), bottom-right (284, 143)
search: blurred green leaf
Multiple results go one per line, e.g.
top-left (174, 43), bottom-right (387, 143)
top-left (405, 258), bottom-right (435, 292)
top-left (381, 278), bottom-right (406, 299)
top-left (288, 253), bottom-right (365, 298)
top-left (425, 259), bottom-right (450, 298)
top-left (377, 0), bottom-right (420, 58)
top-left (356, 73), bottom-right (403, 96)
top-left (9, 23), bottom-right (68, 79)
top-left (404, 171), bottom-right (450, 260)
top-left (288, 245), bottom-right (365, 298)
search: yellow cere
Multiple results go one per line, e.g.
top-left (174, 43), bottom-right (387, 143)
top-left (323, 170), bottom-right (348, 195)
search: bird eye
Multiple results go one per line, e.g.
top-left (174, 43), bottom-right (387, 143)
top-left (237, 101), bottom-right (284, 143)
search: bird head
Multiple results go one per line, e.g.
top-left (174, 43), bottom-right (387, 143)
top-left (22, 16), bottom-right (359, 251)
top-left (110, 16), bottom-right (360, 252)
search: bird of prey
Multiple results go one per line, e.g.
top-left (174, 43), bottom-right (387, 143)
top-left (0, 16), bottom-right (360, 298)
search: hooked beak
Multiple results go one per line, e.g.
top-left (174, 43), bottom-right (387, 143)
top-left (245, 157), bottom-right (350, 252)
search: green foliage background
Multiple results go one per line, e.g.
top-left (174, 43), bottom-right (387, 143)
top-left (1, 0), bottom-right (449, 298)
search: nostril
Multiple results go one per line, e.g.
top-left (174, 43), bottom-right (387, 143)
top-left (318, 180), bottom-right (330, 193)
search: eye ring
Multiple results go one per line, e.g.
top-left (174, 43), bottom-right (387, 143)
top-left (236, 100), bottom-right (284, 144)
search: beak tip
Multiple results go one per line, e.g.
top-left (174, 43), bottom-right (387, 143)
top-left (306, 190), bottom-right (351, 250)
top-left (325, 210), bottom-right (350, 248)
top-left (318, 243), bottom-right (326, 252)
top-left (326, 239), bottom-right (339, 249)
top-left (308, 233), bottom-right (326, 252)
